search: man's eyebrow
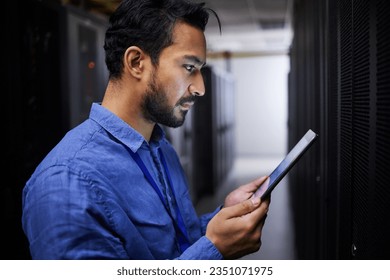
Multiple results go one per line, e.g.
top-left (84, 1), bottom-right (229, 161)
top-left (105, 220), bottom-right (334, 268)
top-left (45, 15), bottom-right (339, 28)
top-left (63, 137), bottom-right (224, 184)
top-left (183, 55), bottom-right (206, 67)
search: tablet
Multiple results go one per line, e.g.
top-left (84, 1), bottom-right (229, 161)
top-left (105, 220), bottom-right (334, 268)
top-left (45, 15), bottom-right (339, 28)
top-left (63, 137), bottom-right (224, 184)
top-left (253, 129), bottom-right (318, 199)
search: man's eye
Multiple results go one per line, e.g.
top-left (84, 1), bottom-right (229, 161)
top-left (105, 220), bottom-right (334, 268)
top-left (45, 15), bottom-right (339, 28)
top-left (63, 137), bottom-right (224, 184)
top-left (184, 65), bottom-right (195, 72)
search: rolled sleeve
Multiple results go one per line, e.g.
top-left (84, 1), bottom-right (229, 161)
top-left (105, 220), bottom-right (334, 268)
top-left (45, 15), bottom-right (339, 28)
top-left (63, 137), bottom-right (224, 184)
top-left (177, 236), bottom-right (223, 260)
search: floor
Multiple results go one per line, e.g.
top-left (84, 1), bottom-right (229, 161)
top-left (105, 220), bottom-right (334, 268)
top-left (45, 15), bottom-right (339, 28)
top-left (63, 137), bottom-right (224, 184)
top-left (195, 156), bottom-right (297, 260)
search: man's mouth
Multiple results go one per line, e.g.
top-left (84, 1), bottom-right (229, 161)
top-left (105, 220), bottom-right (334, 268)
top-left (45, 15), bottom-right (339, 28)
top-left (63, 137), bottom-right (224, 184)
top-left (178, 96), bottom-right (197, 110)
top-left (179, 101), bottom-right (195, 110)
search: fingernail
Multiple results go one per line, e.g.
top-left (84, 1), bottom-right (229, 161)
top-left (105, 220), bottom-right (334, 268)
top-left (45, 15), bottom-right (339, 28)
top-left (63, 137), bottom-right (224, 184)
top-left (251, 197), bottom-right (261, 206)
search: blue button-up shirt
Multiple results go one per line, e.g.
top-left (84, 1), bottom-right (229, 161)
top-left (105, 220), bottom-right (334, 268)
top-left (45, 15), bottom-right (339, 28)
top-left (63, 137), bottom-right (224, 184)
top-left (22, 103), bottom-right (223, 260)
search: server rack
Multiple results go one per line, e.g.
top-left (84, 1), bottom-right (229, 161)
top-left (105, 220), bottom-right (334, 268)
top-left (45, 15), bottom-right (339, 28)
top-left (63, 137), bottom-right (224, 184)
top-left (289, 0), bottom-right (390, 259)
top-left (191, 66), bottom-right (236, 202)
top-left (4, 0), bottom-right (108, 259)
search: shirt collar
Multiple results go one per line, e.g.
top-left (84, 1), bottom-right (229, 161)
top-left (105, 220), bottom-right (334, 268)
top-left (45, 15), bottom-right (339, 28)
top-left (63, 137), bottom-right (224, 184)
top-left (89, 102), bottom-right (165, 152)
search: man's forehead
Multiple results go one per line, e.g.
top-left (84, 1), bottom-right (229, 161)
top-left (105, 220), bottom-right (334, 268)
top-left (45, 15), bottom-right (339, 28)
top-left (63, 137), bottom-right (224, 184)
top-left (171, 22), bottom-right (206, 44)
top-left (168, 23), bottom-right (206, 59)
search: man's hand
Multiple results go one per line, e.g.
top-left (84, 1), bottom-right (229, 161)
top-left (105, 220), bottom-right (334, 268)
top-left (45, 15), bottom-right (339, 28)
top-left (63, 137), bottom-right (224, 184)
top-left (205, 195), bottom-right (270, 259)
top-left (224, 176), bottom-right (269, 207)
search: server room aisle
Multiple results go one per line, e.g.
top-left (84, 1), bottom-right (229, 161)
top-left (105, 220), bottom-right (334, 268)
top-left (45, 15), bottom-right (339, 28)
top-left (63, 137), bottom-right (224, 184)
top-left (195, 156), bottom-right (297, 260)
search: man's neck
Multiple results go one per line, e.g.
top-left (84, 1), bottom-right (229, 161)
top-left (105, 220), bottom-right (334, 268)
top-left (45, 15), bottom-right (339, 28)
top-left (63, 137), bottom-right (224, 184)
top-left (101, 81), bottom-right (155, 142)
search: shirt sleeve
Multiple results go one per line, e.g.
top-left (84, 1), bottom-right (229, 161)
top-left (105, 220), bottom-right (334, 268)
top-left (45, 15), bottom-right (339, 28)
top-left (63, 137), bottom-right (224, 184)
top-left (172, 206), bottom-right (224, 260)
top-left (199, 206), bottom-right (223, 235)
top-left (176, 236), bottom-right (223, 260)
top-left (22, 166), bottom-right (133, 259)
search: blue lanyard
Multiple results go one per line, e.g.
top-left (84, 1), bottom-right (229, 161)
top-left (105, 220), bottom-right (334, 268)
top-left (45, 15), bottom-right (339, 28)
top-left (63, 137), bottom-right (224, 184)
top-left (128, 147), bottom-right (191, 253)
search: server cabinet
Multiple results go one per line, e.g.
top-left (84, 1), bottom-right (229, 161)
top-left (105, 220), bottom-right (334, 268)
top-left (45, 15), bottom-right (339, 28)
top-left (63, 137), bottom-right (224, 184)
top-left (3, 0), bottom-right (108, 259)
top-left (289, 0), bottom-right (390, 259)
top-left (191, 66), bottom-right (235, 202)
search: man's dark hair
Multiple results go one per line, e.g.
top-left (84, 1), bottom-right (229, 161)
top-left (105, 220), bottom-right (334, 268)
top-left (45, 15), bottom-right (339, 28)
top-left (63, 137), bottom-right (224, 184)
top-left (104, 0), bottom-right (220, 79)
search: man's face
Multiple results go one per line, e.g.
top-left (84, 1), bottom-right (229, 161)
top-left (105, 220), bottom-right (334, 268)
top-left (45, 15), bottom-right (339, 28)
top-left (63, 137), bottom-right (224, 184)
top-left (141, 21), bottom-right (207, 128)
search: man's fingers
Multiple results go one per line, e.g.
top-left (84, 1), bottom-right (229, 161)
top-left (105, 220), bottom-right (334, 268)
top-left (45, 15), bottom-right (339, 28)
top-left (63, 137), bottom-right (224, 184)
top-left (222, 197), bottom-right (260, 219)
top-left (243, 176), bottom-right (269, 193)
top-left (254, 176), bottom-right (269, 187)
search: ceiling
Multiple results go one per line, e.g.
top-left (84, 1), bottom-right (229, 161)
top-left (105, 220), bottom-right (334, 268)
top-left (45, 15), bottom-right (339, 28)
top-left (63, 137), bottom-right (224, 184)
top-left (64, 0), bottom-right (293, 54)
top-left (198, 0), bottom-right (293, 54)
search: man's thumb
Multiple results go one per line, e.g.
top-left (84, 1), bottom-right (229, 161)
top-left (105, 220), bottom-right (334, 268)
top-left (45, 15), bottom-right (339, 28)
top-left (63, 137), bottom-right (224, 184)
top-left (224, 197), bottom-right (261, 218)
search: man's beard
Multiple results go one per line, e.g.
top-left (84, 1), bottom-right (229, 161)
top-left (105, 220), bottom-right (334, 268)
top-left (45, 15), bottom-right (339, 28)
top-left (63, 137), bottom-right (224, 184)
top-left (141, 75), bottom-right (196, 128)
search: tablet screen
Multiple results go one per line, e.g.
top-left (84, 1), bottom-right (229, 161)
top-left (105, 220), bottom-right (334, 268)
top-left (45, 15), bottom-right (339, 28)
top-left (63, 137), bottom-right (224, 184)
top-left (253, 129), bottom-right (318, 199)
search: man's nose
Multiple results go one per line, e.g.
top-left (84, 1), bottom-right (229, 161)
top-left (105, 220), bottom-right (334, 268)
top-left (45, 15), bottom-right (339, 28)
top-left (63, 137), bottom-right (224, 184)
top-left (189, 72), bottom-right (205, 96)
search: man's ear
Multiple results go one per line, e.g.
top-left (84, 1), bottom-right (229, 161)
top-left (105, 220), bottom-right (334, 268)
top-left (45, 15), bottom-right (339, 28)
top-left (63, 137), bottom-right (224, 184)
top-left (123, 46), bottom-right (147, 79)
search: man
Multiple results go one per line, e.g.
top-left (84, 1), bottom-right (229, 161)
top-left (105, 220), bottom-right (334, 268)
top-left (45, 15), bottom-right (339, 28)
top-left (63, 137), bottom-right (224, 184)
top-left (22, 0), bottom-right (270, 259)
